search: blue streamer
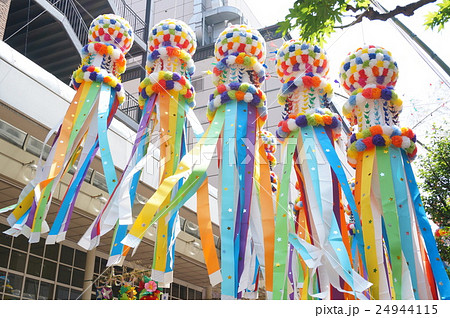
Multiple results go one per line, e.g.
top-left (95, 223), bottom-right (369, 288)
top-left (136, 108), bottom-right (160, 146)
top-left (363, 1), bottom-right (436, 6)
top-left (314, 126), bottom-right (366, 268)
top-left (390, 147), bottom-right (418, 299)
top-left (402, 151), bottom-right (450, 299)
top-left (220, 101), bottom-right (238, 299)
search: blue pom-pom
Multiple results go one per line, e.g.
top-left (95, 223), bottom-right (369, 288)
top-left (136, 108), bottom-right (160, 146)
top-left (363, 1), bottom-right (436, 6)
top-left (355, 139), bottom-right (366, 151)
top-left (221, 92), bottom-right (230, 103)
top-left (350, 134), bottom-right (357, 144)
top-left (89, 72), bottom-right (97, 81)
top-left (391, 126), bottom-right (402, 136)
top-left (295, 115), bottom-right (308, 127)
top-left (381, 88), bottom-right (392, 100)
top-left (330, 116), bottom-right (339, 129)
top-left (166, 80), bottom-right (174, 90)
top-left (229, 82), bottom-right (240, 90)
top-left (372, 134), bottom-right (385, 146)
top-left (172, 73), bottom-right (181, 81)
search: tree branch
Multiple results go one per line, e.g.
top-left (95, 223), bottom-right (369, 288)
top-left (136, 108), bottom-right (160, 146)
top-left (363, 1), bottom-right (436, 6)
top-left (337, 0), bottom-right (437, 29)
top-left (364, 0), bottom-right (437, 21)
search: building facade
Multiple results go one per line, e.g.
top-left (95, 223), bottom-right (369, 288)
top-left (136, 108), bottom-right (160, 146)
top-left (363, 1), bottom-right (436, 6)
top-left (0, 0), bottom-right (350, 300)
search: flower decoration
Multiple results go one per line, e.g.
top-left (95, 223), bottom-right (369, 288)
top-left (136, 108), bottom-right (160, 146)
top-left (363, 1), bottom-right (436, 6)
top-left (144, 280), bottom-right (157, 292)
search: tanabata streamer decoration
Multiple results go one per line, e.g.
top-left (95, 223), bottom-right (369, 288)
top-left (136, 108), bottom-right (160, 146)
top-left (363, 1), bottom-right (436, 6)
top-left (274, 40), bottom-right (371, 300)
top-left (120, 24), bottom-right (275, 300)
top-left (2, 14), bottom-right (134, 244)
top-left (79, 19), bottom-right (198, 284)
top-left (339, 45), bottom-right (450, 300)
top-left (259, 130), bottom-right (278, 193)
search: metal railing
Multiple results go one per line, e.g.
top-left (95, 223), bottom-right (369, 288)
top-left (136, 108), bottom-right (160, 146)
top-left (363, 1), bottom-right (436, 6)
top-left (47, 0), bottom-right (89, 46)
top-left (119, 91), bottom-right (141, 122)
top-left (109, 0), bottom-right (146, 42)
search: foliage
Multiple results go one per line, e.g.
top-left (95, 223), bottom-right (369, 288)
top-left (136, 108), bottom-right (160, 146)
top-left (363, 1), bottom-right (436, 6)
top-left (417, 123), bottom-right (450, 268)
top-left (425, 0), bottom-right (450, 30)
top-left (278, 0), bottom-right (449, 45)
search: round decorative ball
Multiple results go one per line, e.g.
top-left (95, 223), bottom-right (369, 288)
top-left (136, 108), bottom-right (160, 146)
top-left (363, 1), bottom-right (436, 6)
top-left (276, 40), bottom-right (329, 82)
top-left (88, 14), bottom-right (134, 54)
top-left (148, 19), bottom-right (197, 56)
top-left (214, 24), bottom-right (266, 64)
top-left (339, 45), bottom-right (398, 95)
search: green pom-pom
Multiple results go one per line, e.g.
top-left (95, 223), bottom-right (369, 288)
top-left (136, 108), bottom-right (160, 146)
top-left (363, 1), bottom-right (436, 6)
top-left (306, 114), bottom-right (316, 126)
top-left (362, 129), bottom-right (372, 138)
top-left (163, 72), bottom-right (172, 80)
top-left (228, 90), bottom-right (236, 100)
top-left (141, 77), bottom-right (151, 86)
top-left (239, 83), bottom-right (249, 92)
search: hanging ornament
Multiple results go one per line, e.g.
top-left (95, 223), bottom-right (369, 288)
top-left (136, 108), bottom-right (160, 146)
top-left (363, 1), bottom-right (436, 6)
top-left (117, 24), bottom-right (275, 300)
top-left (273, 40), bottom-right (371, 300)
top-left (3, 14), bottom-right (134, 244)
top-left (78, 19), bottom-right (198, 288)
top-left (339, 45), bottom-right (450, 300)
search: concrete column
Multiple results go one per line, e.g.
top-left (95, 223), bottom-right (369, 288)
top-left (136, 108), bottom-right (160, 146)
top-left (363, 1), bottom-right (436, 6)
top-left (81, 248), bottom-right (96, 300)
top-left (205, 285), bottom-right (212, 300)
top-left (0, 0), bottom-right (11, 41)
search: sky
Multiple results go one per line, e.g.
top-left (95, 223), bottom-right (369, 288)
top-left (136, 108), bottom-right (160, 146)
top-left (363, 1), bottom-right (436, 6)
top-left (244, 0), bottom-right (450, 142)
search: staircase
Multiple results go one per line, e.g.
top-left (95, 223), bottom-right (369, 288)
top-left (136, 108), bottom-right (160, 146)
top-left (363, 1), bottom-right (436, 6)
top-left (4, 0), bottom-right (147, 122)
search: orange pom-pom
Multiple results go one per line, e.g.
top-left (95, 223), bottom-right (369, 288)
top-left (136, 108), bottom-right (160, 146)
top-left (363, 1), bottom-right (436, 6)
top-left (372, 88), bottom-right (381, 99)
top-left (391, 135), bottom-right (403, 148)
top-left (369, 125), bottom-right (383, 136)
top-left (311, 76), bottom-right (321, 87)
top-left (323, 115), bottom-right (332, 125)
top-left (235, 91), bottom-right (245, 100)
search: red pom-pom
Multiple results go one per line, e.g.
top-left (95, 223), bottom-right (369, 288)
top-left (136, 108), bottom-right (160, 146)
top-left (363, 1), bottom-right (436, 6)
top-left (217, 84), bottom-right (227, 94)
top-left (362, 137), bottom-right (374, 149)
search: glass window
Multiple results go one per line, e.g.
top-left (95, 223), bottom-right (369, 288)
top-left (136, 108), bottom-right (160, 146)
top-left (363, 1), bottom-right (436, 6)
top-left (60, 245), bottom-right (74, 265)
top-left (0, 269), bottom-right (6, 293)
top-left (41, 260), bottom-right (57, 281)
top-left (25, 135), bottom-right (51, 161)
top-left (71, 268), bottom-right (84, 288)
top-left (29, 238), bottom-right (45, 256)
top-left (70, 289), bottom-right (82, 300)
top-left (57, 264), bottom-right (72, 285)
top-left (188, 288), bottom-right (195, 300)
top-left (100, 258), bottom-right (107, 274)
top-left (12, 235), bottom-right (29, 252)
top-left (0, 223), bottom-right (12, 246)
top-left (5, 273), bottom-right (23, 297)
top-left (9, 250), bottom-right (27, 272)
top-left (39, 282), bottom-right (54, 300)
top-left (56, 285), bottom-right (69, 300)
top-left (180, 285), bottom-right (187, 299)
top-left (45, 243), bottom-right (59, 261)
top-left (171, 283), bottom-right (179, 299)
top-left (23, 278), bottom-right (39, 300)
top-left (0, 119), bottom-right (27, 147)
top-left (26, 255), bottom-right (42, 277)
top-left (92, 171), bottom-right (108, 192)
top-left (74, 250), bottom-right (86, 269)
top-left (0, 245), bottom-right (10, 268)
top-left (195, 290), bottom-right (202, 300)
top-left (95, 257), bottom-right (100, 274)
